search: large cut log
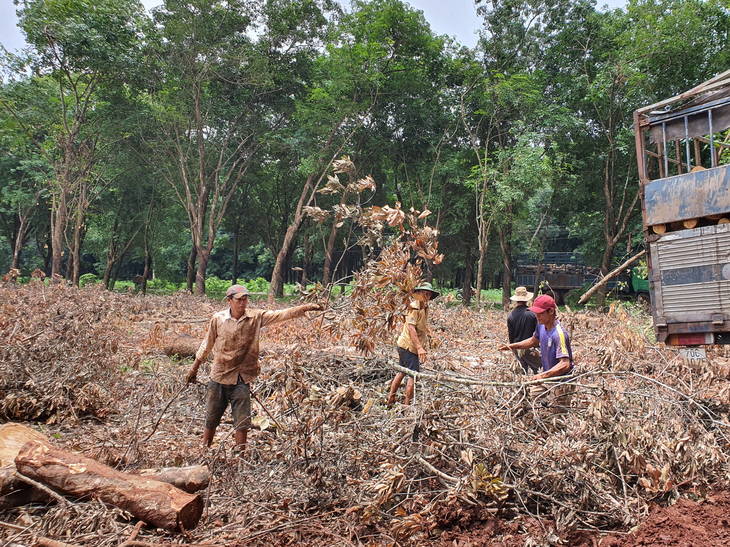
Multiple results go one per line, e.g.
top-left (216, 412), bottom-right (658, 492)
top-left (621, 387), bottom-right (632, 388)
top-left (0, 466), bottom-right (51, 511)
top-left (0, 423), bottom-right (48, 466)
top-left (138, 465), bottom-right (210, 493)
top-left (163, 333), bottom-right (203, 358)
top-left (0, 423), bottom-right (52, 510)
top-left (16, 441), bottom-right (203, 531)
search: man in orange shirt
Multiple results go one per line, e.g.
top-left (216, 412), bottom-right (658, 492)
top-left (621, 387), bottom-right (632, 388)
top-left (186, 285), bottom-right (322, 449)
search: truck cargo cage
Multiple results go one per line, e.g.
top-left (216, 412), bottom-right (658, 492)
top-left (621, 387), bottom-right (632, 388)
top-left (634, 69), bottom-right (730, 345)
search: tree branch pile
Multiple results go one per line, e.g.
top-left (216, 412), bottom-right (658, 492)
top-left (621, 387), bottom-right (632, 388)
top-left (2, 285), bottom-right (730, 546)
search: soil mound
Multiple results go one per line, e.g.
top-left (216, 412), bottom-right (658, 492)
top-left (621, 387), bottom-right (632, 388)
top-left (602, 488), bottom-right (730, 547)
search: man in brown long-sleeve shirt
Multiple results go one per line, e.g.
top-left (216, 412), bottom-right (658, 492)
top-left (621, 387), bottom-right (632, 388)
top-left (186, 284), bottom-right (322, 449)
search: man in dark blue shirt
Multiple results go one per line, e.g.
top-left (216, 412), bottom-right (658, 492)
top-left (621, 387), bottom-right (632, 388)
top-left (507, 286), bottom-right (541, 375)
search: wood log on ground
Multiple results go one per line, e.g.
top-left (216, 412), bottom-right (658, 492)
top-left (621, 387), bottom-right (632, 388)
top-left (0, 422), bottom-right (48, 466)
top-left (163, 333), bottom-right (203, 358)
top-left (16, 441), bottom-right (203, 531)
top-left (0, 466), bottom-right (51, 511)
top-left (137, 465), bottom-right (209, 493)
top-left (0, 423), bottom-right (52, 510)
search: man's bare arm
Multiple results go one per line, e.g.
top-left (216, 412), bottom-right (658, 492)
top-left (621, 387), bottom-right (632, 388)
top-left (408, 323), bottom-right (427, 361)
top-left (499, 337), bottom-right (539, 352)
top-left (533, 357), bottom-right (571, 381)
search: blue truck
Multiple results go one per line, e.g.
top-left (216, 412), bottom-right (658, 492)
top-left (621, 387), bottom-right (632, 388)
top-left (515, 252), bottom-right (649, 306)
top-left (633, 70), bottom-right (730, 346)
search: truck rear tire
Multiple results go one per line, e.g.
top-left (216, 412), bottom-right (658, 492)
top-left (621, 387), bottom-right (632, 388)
top-left (636, 292), bottom-right (651, 313)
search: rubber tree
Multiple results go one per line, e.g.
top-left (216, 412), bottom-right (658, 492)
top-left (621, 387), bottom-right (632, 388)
top-left (11, 0), bottom-right (148, 284)
top-left (267, 0), bottom-right (451, 302)
top-left (145, 0), bottom-right (333, 296)
top-left (0, 100), bottom-right (50, 271)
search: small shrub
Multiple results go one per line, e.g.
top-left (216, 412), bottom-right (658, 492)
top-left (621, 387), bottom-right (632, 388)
top-left (245, 277), bottom-right (270, 293)
top-left (79, 273), bottom-right (98, 287)
top-left (205, 276), bottom-right (231, 293)
top-left (146, 279), bottom-right (179, 292)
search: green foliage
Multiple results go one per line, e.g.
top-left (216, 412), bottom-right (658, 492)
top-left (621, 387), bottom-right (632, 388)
top-left (79, 273), bottom-right (98, 287)
top-left (113, 281), bottom-right (134, 291)
top-left (244, 277), bottom-right (270, 293)
top-left (204, 276), bottom-right (231, 294)
top-left (1, 0), bottom-right (727, 296)
top-left (146, 279), bottom-right (179, 293)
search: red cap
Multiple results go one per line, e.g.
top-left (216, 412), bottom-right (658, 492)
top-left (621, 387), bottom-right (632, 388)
top-left (528, 294), bottom-right (556, 313)
top-left (226, 284), bottom-right (249, 299)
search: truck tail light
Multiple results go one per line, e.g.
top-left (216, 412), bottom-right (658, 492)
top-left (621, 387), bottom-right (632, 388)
top-left (666, 333), bottom-right (714, 346)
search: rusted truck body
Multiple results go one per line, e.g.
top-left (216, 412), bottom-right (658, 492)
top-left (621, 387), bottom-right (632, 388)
top-left (634, 70), bottom-right (730, 346)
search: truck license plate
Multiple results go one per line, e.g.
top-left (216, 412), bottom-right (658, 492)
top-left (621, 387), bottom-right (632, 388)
top-left (679, 347), bottom-right (707, 366)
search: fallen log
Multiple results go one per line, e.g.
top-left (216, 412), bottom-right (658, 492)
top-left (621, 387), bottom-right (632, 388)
top-left (137, 466), bottom-right (209, 493)
top-left (0, 423), bottom-right (52, 510)
top-left (0, 422), bottom-right (47, 466)
top-left (0, 466), bottom-right (51, 511)
top-left (0, 423), bottom-right (209, 510)
top-left (16, 441), bottom-right (203, 532)
top-left (163, 333), bottom-right (202, 359)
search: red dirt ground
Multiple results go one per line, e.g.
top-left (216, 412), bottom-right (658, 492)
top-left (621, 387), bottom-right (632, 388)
top-left (436, 488), bottom-right (730, 547)
top-left (601, 488), bottom-right (730, 547)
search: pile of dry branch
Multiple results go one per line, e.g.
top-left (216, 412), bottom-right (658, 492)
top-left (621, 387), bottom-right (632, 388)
top-left (2, 284), bottom-right (730, 546)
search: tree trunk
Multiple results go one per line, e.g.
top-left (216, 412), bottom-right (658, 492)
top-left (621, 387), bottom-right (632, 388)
top-left (462, 210), bottom-right (476, 306)
top-left (499, 208), bottom-right (513, 308)
top-left (596, 242), bottom-right (616, 308)
top-left (16, 441), bottom-right (203, 532)
top-left (533, 202), bottom-right (553, 297)
top-left (475, 241), bottom-right (487, 307)
top-left (231, 223), bottom-right (241, 285)
top-left (0, 467), bottom-right (51, 511)
top-left (72, 201), bottom-right (84, 287)
top-left (110, 249), bottom-right (127, 291)
top-left (65, 252), bottom-right (74, 282)
top-left (102, 258), bottom-right (114, 290)
top-left (301, 218), bottom-right (312, 287)
top-left (141, 247), bottom-right (152, 295)
top-left (268, 114), bottom-right (354, 304)
top-left (186, 246), bottom-right (197, 293)
top-left (10, 216), bottom-right (31, 270)
top-left (194, 248), bottom-right (211, 297)
top-left (102, 228), bottom-right (118, 290)
top-left (163, 333), bottom-right (203, 358)
top-left (268, 171), bottom-right (318, 304)
top-left (138, 466), bottom-right (210, 494)
top-left (50, 190), bottom-right (67, 281)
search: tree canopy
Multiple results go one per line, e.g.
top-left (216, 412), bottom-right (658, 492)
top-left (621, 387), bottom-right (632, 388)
top-left (1, 0), bottom-right (728, 297)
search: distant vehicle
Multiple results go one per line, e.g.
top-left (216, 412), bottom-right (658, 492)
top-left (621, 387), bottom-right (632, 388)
top-left (634, 70), bottom-right (730, 346)
top-left (456, 286), bottom-right (476, 301)
top-left (514, 252), bottom-right (647, 305)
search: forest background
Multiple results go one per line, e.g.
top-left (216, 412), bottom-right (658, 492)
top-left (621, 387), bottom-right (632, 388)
top-left (1, 0), bottom-right (729, 307)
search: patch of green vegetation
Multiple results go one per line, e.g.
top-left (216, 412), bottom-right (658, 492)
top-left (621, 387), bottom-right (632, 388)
top-left (79, 273), bottom-right (98, 287)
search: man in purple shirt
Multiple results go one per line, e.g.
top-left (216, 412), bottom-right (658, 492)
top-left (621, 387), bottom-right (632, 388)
top-left (499, 294), bottom-right (573, 404)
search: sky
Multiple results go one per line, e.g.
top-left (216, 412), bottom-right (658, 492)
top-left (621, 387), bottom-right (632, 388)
top-left (1, 0), bottom-right (627, 54)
